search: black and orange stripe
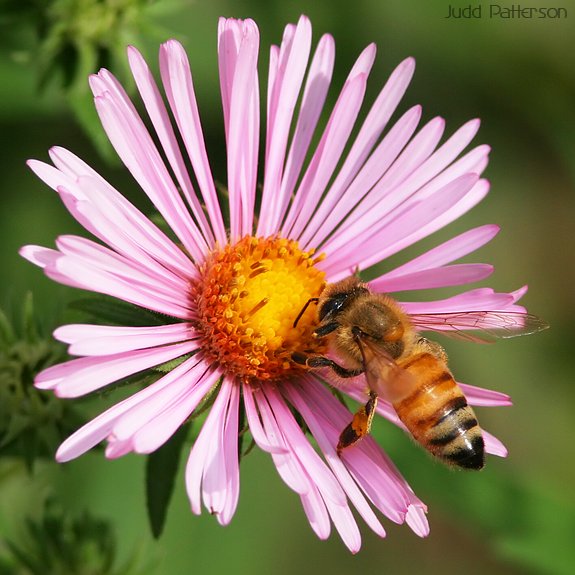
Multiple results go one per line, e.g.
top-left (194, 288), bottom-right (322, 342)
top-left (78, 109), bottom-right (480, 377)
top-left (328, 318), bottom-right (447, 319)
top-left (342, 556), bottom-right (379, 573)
top-left (394, 353), bottom-right (485, 470)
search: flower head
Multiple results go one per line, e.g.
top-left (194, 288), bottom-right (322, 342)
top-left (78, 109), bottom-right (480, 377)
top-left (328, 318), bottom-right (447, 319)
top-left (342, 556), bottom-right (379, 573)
top-left (20, 15), bottom-right (541, 552)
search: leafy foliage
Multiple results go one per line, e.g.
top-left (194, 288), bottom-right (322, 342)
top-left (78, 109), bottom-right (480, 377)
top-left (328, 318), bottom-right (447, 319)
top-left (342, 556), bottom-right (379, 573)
top-left (0, 499), bottom-right (150, 575)
top-left (145, 422), bottom-right (191, 538)
top-left (1, 0), bottom-right (176, 159)
top-left (0, 295), bottom-right (83, 469)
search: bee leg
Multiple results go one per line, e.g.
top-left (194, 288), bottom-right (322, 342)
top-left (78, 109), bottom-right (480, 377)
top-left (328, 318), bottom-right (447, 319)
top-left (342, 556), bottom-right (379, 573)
top-left (291, 352), bottom-right (363, 378)
top-left (313, 321), bottom-right (339, 338)
top-left (337, 390), bottom-right (378, 455)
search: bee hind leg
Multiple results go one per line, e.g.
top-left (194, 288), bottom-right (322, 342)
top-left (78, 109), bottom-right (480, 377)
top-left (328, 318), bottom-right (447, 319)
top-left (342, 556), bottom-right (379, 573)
top-left (290, 351), bottom-right (374, 455)
top-left (337, 391), bottom-right (378, 455)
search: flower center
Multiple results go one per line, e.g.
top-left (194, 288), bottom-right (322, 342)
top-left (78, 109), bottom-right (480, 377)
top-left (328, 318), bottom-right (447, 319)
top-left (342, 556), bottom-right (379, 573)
top-left (192, 236), bottom-right (327, 384)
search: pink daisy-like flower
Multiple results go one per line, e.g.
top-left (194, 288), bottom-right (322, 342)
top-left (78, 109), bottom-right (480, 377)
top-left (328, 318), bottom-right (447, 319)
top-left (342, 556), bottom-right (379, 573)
top-left (20, 15), bottom-right (543, 552)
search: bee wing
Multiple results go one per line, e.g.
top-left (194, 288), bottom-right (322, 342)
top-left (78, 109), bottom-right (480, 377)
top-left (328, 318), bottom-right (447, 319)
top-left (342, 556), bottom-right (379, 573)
top-left (409, 311), bottom-right (549, 344)
top-left (355, 335), bottom-right (417, 402)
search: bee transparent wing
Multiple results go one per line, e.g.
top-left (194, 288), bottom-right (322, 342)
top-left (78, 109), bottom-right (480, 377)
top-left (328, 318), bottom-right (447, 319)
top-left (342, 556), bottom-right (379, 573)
top-left (409, 311), bottom-right (549, 344)
top-left (355, 334), bottom-right (418, 402)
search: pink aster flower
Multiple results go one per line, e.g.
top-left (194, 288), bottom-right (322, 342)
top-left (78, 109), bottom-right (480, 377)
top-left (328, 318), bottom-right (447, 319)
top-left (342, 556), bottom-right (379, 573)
top-left (20, 15), bottom-right (544, 552)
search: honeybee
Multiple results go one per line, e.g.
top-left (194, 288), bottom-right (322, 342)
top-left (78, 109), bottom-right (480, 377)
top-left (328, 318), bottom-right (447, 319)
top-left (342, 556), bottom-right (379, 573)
top-left (292, 277), bottom-right (548, 469)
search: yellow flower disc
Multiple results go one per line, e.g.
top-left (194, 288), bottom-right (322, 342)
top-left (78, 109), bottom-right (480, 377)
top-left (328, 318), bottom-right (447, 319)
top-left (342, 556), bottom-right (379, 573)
top-left (192, 236), bottom-right (327, 384)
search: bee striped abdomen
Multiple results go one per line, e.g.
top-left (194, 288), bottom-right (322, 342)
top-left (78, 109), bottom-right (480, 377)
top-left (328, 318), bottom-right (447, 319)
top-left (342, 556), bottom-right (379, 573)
top-left (394, 353), bottom-right (485, 470)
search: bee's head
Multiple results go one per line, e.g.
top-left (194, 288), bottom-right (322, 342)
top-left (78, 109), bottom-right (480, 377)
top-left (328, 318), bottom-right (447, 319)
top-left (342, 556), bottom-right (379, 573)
top-left (318, 280), bottom-right (369, 322)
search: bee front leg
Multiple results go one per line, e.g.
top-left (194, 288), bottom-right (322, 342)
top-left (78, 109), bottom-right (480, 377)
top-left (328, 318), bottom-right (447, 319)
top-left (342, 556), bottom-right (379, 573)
top-left (291, 352), bottom-right (363, 378)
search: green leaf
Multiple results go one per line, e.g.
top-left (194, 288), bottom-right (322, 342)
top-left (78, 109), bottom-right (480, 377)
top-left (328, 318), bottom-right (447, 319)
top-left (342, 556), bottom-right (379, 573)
top-left (69, 297), bottom-right (169, 327)
top-left (22, 292), bottom-right (39, 342)
top-left (152, 354), bottom-right (191, 373)
top-left (145, 422), bottom-right (191, 539)
top-left (0, 307), bottom-right (15, 346)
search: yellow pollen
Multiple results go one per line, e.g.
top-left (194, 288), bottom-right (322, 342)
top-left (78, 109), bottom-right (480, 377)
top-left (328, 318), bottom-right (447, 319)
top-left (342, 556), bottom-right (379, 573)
top-left (192, 236), bottom-right (326, 384)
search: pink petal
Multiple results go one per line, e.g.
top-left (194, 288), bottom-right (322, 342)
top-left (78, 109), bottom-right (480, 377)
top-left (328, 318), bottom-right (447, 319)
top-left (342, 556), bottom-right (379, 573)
top-left (302, 377), bottom-right (421, 524)
top-left (217, 18), bottom-right (260, 240)
top-left (55, 356), bottom-right (206, 461)
top-left (36, 340), bottom-right (198, 397)
top-left (185, 378), bottom-right (241, 524)
top-left (242, 384), bottom-right (289, 454)
top-left (264, 386), bottom-right (366, 551)
top-left (302, 105), bottom-right (422, 249)
top-left (281, 45), bottom-right (375, 238)
top-left (483, 430), bottom-right (508, 457)
top-left (200, 380), bottom-right (239, 521)
top-left (69, 174), bottom-right (196, 282)
top-left (460, 382), bottom-right (512, 407)
top-left (225, 20), bottom-right (260, 239)
top-left (372, 224), bottom-right (500, 282)
top-left (104, 438), bottom-right (134, 459)
top-left (19, 245), bottom-right (61, 269)
top-left (400, 287), bottom-right (519, 314)
top-left (339, 57), bottom-right (415, 191)
top-left (300, 485), bottom-right (331, 540)
top-left (285, 384), bottom-right (387, 538)
top-left (131, 44), bottom-right (222, 247)
top-left (260, 33), bottom-right (335, 235)
top-left (90, 80), bottom-right (208, 262)
top-left (406, 505), bottom-right (430, 537)
top-left (47, 245), bottom-right (193, 319)
top-left (326, 116), bottom-right (445, 243)
top-left (131, 367), bottom-right (220, 455)
top-left (21, 245), bottom-right (84, 289)
top-left (264, 387), bottom-right (347, 506)
top-left (258, 16), bottom-right (312, 235)
top-left (397, 119), bottom-right (483, 199)
top-left (323, 496), bottom-right (362, 553)
top-left (110, 358), bottom-right (214, 444)
top-left (54, 323), bottom-right (195, 356)
top-left (369, 264), bottom-right (493, 293)
top-left (217, 17), bottom-right (240, 135)
top-left (218, 381), bottom-right (241, 525)
top-left (300, 58), bottom-right (416, 247)
top-left (27, 159), bottom-right (78, 196)
top-left (252, 387), bottom-right (312, 495)
top-left (421, 142), bottom-right (490, 196)
top-left (72, 202), bottom-right (195, 287)
top-left (346, 178), bottom-right (490, 277)
top-left (317, 115), bottom-right (447, 256)
top-left (283, 74), bottom-right (369, 239)
top-left (323, 173), bottom-right (481, 277)
top-left (43, 148), bottom-right (197, 280)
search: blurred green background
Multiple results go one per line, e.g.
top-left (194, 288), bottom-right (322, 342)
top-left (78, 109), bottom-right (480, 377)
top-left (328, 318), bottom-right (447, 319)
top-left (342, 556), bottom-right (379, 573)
top-left (1, 0), bottom-right (574, 574)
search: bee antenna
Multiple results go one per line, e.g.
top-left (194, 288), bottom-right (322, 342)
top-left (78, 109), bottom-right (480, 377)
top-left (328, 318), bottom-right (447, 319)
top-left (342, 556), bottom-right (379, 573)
top-left (293, 298), bottom-right (319, 328)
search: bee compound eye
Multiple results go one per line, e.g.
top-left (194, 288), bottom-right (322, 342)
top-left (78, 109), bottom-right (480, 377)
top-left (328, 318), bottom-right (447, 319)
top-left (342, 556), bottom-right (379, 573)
top-left (318, 293), bottom-right (348, 321)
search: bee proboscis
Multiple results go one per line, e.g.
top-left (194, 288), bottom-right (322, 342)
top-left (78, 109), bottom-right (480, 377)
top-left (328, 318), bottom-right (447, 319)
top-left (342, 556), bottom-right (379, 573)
top-left (292, 277), bottom-right (548, 470)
